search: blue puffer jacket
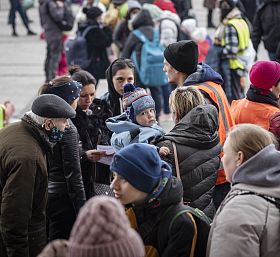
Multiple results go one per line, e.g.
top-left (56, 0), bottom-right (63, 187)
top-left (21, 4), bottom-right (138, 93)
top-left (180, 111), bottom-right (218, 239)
top-left (106, 113), bottom-right (165, 152)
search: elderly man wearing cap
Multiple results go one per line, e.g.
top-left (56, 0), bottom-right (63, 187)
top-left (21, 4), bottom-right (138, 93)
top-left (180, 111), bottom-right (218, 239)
top-left (0, 94), bottom-right (75, 257)
top-left (231, 60), bottom-right (280, 130)
top-left (163, 39), bottom-right (235, 210)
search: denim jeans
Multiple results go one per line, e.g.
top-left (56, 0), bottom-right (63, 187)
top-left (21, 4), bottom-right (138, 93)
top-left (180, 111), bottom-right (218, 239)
top-left (8, 0), bottom-right (29, 30)
top-left (45, 38), bottom-right (63, 82)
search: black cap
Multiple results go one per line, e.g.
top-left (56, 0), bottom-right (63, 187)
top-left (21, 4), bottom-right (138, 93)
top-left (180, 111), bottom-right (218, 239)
top-left (31, 94), bottom-right (76, 118)
top-left (164, 40), bottom-right (198, 75)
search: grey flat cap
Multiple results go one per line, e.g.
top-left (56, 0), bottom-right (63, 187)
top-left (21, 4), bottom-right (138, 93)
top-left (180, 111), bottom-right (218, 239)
top-left (32, 94), bottom-right (76, 118)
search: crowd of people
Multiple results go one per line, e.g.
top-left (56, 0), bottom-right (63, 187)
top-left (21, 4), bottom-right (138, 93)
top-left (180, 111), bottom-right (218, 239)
top-left (2, 0), bottom-right (280, 257)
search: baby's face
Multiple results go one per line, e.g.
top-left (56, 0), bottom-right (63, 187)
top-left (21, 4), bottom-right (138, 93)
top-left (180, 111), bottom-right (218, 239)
top-left (136, 108), bottom-right (156, 127)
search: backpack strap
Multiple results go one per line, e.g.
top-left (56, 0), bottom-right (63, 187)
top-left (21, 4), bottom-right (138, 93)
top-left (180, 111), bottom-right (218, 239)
top-left (80, 25), bottom-right (98, 38)
top-left (132, 29), bottom-right (148, 43)
top-left (158, 204), bottom-right (210, 257)
top-left (234, 189), bottom-right (280, 210)
top-left (152, 29), bottom-right (160, 45)
top-left (171, 142), bottom-right (181, 180)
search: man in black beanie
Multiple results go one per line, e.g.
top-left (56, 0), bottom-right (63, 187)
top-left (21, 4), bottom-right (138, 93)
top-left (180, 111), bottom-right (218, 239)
top-left (0, 94), bottom-right (75, 257)
top-left (163, 40), bottom-right (235, 211)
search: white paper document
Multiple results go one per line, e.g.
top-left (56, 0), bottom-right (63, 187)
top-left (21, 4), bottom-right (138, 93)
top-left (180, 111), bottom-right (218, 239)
top-left (97, 145), bottom-right (115, 165)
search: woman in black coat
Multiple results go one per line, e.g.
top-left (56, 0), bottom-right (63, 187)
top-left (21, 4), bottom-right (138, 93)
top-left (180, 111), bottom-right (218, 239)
top-left (70, 66), bottom-right (113, 199)
top-left (78, 6), bottom-right (113, 84)
top-left (155, 87), bottom-right (221, 219)
top-left (40, 76), bottom-right (86, 240)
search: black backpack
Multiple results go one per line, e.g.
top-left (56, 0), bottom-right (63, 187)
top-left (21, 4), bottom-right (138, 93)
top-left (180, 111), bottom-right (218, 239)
top-left (158, 204), bottom-right (211, 257)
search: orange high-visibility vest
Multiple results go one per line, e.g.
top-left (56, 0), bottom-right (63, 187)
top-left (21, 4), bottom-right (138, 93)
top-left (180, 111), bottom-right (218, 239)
top-left (231, 98), bottom-right (280, 130)
top-left (195, 81), bottom-right (235, 185)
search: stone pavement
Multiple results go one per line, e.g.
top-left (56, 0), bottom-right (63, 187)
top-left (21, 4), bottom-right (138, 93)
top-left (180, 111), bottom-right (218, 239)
top-left (0, 0), bottom-right (268, 130)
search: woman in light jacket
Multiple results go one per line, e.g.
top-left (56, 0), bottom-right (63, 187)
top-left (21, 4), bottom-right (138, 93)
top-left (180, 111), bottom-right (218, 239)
top-left (207, 123), bottom-right (280, 257)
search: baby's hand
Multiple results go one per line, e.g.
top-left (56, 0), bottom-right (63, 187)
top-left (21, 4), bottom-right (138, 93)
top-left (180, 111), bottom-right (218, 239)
top-left (159, 146), bottom-right (170, 156)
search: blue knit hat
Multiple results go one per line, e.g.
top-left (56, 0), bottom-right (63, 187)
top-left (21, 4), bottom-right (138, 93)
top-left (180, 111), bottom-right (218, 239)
top-left (123, 84), bottom-right (155, 123)
top-left (110, 143), bottom-right (172, 194)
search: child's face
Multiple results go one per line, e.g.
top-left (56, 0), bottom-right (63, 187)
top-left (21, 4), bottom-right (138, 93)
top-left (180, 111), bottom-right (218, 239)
top-left (135, 108), bottom-right (156, 127)
top-left (110, 172), bottom-right (148, 205)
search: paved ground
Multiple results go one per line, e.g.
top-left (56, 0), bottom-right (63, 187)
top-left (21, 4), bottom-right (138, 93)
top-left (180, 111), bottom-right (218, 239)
top-left (0, 0), bottom-right (268, 130)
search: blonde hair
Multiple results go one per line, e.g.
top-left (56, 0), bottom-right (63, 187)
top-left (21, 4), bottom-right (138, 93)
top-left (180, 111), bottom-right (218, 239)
top-left (228, 124), bottom-right (276, 162)
top-left (169, 86), bottom-right (205, 121)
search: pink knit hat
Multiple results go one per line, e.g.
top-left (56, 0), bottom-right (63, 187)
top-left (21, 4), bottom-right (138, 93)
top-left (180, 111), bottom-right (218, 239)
top-left (249, 61), bottom-right (280, 90)
top-left (68, 196), bottom-right (145, 257)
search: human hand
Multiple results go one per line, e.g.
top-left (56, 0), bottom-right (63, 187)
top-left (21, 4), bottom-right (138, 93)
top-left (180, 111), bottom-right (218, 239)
top-left (159, 146), bottom-right (170, 156)
top-left (86, 149), bottom-right (106, 162)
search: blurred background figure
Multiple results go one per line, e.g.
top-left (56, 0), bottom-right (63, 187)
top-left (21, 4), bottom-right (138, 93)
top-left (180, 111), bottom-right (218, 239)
top-left (203, 0), bottom-right (217, 28)
top-left (8, 0), bottom-right (36, 36)
top-left (251, 0), bottom-right (280, 62)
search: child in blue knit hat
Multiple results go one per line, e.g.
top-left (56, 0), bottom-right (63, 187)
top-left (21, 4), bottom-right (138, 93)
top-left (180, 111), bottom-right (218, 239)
top-left (106, 84), bottom-right (170, 156)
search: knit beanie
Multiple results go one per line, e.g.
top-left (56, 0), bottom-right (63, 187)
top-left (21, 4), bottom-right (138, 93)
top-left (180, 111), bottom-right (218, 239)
top-left (85, 6), bottom-right (103, 20)
top-left (110, 143), bottom-right (172, 193)
top-left (249, 61), bottom-right (280, 91)
top-left (269, 112), bottom-right (280, 139)
top-left (45, 81), bottom-right (81, 105)
top-left (164, 40), bottom-right (198, 74)
top-left (123, 83), bottom-right (155, 123)
top-left (68, 196), bottom-right (145, 257)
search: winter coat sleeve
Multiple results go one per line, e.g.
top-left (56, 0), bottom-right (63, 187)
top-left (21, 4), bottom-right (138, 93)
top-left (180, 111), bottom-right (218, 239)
top-left (161, 213), bottom-right (195, 257)
top-left (121, 32), bottom-right (139, 58)
top-left (113, 21), bottom-right (126, 51)
top-left (60, 124), bottom-right (86, 213)
top-left (207, 195), bottom-right (265, 257)
top-left (0, 158), bottom-right (37, 257)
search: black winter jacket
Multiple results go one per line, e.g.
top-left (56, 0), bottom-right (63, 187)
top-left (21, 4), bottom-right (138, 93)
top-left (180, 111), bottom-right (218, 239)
top-left (78, 20), bottom-right (112, 81)
top-left (47, 119), bottom-right (86, 213)
top-left (251, 0), bottom-right (280, 55)
top-left (71, 99), bottom-right (112, 199)
top-left (155, 105), bottom-right (221, 219)
top-left (127, 177), bottom-right (209, 257)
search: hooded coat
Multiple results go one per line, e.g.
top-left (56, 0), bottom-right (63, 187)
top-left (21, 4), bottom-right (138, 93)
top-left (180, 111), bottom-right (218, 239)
top-left (100, 60), bottom-right (125, 117)
top-left (155, 105), bottom-right (221, 219)
top-left (207, 144), bottom-right (280, 257)
top-left (183, 63), bottom-right (235, 186)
